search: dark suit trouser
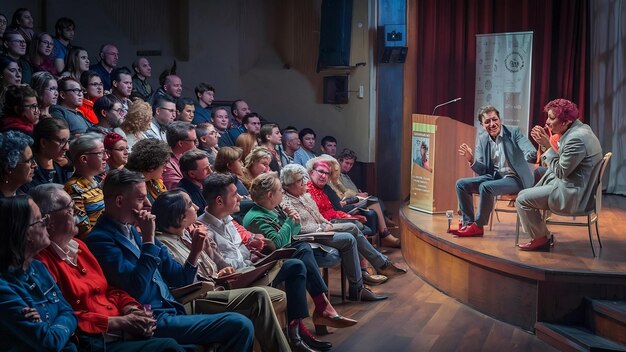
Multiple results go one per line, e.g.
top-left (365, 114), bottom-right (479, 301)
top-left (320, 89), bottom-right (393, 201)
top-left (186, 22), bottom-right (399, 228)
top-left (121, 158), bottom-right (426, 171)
top-left (272, 258), bottom-right (308, 321)
top-left (289, 241), bottom-right (328, 297)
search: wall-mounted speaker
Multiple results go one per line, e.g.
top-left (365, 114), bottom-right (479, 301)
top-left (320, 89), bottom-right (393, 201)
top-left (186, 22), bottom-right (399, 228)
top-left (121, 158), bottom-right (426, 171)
top-left (380, 24), bottom-right (408, 64)
top-left (317, 0), bottom-right (353, 70)
top-left (323, 76), bottom-right (349, 104)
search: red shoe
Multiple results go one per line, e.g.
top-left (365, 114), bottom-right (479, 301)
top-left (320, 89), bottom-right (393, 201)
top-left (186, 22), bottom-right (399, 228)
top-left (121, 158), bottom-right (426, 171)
top-left (517, 236), bottom-right (550, 251)
top-left (448, 225), bottom-right (467, 235)
top-left (456, 223), bottom-right (484, 237)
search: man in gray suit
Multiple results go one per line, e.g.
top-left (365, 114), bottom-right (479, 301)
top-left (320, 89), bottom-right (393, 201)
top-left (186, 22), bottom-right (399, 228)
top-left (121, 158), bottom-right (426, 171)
top-left (516, 99), bottom-right (603, 250)
top-left (454, 105), bottom-right (537, 237)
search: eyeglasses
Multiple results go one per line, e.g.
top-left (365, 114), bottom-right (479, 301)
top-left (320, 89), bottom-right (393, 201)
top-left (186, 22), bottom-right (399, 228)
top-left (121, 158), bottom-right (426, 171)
top-left (63, 88), bottom-right (83, 95)
top-left (46, 200), bottom-right (75, 215)
top-left (88, 82), bottom-right (104, 87)
top-left (45, 87), bottom-right (58, 92)
top-left (49, 137), bottom-right (70, 148)
top-left (84, 151), bottom-right (107, 158)
top-left (158, 107), bottom-right (176, 114)
top-left (314, 169), bottom-right (330, 176)
top-left (9, 39), bottom-right (27, 45)
top-left (19, 156), bottom-right (37, 166)
top-left (23, 103), bottom-right (40, 111)
top-left (29, 214), bottom-right (50, 228)
top-left (40, 40), bottom-right (54, 47)
top-left (108, 146), bottom-right (129, 152)
top-left (110, 108), bottom-right (124, 113)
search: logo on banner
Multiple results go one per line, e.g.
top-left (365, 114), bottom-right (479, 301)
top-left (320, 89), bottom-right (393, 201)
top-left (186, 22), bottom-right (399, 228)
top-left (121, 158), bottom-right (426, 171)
top-left (505, 52), bottom-right (524, 72)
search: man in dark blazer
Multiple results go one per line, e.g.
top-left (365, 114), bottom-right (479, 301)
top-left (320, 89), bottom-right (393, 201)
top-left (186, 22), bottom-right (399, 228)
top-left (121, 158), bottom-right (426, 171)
top-left (455, 105), bottom-right (537, 237)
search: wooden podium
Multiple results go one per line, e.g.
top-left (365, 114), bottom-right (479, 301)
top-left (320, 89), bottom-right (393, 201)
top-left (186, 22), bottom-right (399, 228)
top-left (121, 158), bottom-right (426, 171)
top-left (408, 114), bottom-right (476, 214)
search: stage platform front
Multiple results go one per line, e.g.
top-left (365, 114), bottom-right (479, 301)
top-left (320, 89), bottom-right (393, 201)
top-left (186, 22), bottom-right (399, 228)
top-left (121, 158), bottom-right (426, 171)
top-left (399, 194), bottom-right (626, 331)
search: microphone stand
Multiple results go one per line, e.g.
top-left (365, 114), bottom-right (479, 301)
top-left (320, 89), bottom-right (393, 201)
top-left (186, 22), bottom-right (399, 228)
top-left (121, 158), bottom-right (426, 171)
top-left (432, 97), bottom-right (462, 115)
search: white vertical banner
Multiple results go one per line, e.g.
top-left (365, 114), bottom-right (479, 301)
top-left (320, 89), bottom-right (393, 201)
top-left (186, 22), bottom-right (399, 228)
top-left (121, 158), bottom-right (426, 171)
top-left (475, 32), bottom-right (533, 136)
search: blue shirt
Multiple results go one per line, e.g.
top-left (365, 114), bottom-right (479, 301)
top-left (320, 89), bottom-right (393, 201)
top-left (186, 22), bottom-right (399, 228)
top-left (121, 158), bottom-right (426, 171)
top-left (192, 103), bottom-right (212, 125)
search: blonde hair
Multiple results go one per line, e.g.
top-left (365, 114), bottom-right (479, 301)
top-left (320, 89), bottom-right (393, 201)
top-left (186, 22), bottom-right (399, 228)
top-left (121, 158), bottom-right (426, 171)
top-left (244, 146), bottom-right (272, 169)
top-left (121, 99), bottom-right (152, 134)
top-left (249, 171), bottom-right (279, 203)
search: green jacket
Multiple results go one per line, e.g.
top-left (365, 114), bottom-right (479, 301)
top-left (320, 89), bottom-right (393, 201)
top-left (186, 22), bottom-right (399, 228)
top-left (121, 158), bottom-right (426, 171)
top-left (242, 204), bottom-right (301, 248)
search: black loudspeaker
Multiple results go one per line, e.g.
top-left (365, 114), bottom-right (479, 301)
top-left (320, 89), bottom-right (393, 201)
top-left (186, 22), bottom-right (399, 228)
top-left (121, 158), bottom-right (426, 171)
top-left (380, 24), bottom-right (407, 64)
top-left (323, 76), bottom-right (349, 104)
top-left (317, 0), bottom-right (353, 70)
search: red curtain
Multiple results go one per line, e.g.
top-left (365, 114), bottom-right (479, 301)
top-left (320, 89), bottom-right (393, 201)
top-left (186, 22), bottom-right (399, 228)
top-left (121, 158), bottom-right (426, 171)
top-left (410, 0), bottom-right (587, 127)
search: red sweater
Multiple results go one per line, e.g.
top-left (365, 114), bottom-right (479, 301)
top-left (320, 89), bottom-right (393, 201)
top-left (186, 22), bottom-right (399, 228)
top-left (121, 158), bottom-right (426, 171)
top-left (306, 181), bottom-right (352, 220)
top-left (36, 239), bottom-right (140, 334)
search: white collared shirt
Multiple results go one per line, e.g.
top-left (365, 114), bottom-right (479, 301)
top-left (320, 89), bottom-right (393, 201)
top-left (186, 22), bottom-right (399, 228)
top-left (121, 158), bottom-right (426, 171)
top-left (50, 239), bottom-right (80, 266)
top-left (197, 212), bottom-right (252, 270)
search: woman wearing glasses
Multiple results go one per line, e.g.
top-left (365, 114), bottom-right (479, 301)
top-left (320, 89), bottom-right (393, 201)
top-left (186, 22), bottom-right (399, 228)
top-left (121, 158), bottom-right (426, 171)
top-left (76, 71), bottom-right (104, 125)
top-left (0, 195), bottom-right (78, 351)
top-left (50, 77), bottom-right (93, 136)
top-left (0, 131), bottom-right (36, 197)
top-left (103, 132), bottom-right (128, 170)
top-left (27, 32), bottom-right (57, 75)
top-left (20, 118), bottom-right (72, 194)
top-left (0, 85), bottom-right (40, 135)
top-left (30, 71), bottom-right (58, 118)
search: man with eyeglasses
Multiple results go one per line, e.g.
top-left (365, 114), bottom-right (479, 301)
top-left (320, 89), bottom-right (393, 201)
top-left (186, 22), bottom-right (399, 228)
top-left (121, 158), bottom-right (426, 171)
top-left (51, 77), bottom-right (94, 136)
top-left (162, 122), bottom-right (197, 190)
top-left (88, 95), bottom-right (126, 137)
top-left (145, 97), bottom-right (176, 141)
top-left (90, 43), bottom-right (119, 91)
top-left (64, 133), bottom-right (107, 239)
top-left (3, 29), bottom-right (32, 84)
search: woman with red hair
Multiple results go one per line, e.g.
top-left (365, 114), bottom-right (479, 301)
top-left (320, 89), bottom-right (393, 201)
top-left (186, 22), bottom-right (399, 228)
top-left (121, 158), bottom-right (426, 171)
top-left (103, 132), bottom-right (128, 170)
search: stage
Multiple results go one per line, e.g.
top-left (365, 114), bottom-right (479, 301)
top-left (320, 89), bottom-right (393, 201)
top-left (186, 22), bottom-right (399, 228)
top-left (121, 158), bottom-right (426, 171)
top-left (399, 194), bottom-right (626, 332)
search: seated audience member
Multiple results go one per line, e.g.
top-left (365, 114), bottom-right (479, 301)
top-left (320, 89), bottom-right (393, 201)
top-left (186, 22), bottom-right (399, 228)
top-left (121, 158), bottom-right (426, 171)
top-left (120, 98), bottom-right (152, 150)
top-left (51, 17), bottom-right (75, 73)
top-left (0, 195), bottom-right (78, 351)
top-left (89, 44), bottom-right (118, 92)
top-left (151, 190), bottom-right (292, 352)
top-left (320, 136), bottom-right (337, 157)
top-left (294, 128), bottom-right (317, 166)
top-left (175, 97), bottom-right (195, 122)
top-left (455, 105), bottom-right (536, 237)
top-left (64, 133), bottom-right (106, 238)
top-left (192, 82), bottom-right (214, 124)
top-left (281, 128), bottom-right (301, 166)
top-left (3, 30), bottom-right (32, 84)
top-left (280, 164), bottom-right (396, 301)
top-left (60, 46), bottom-right (90, 82)
top-left (107, 66), bottom-right (133, 115)
top-left (163, 121), bottom-right (197, 190)
top-left (0, 85), bottom-right (40, 135)
top-left (104, 132), bottom-right (128, 170)
top-left (177, 149), bottom-right (211, 215)
top-left (241, 146), bottom-right (272, 189)
top-left (214, 146), bottom-right (250, 198)
top-left (198, 173), bottom-right (336, 350)
top-left (228, 99), bottom-right (251, 136)
top-left (145, 96), bottom-right (176, 141)
top-left (76, 71), bottom-right (103, 124)
top-left (20, 118), bottom-right (72, 193)
top-left (27, 32), bottom-right (57, 75)
top-left (243, 172), bottom-right (358, 332)
top-left (51, 77), bottom-right (93, 136)
top-left (31, 185), bottom-right (185, 351)
top-left (0, 13), bottom-right (7, 42)
top-left (152, 68), bottom-right (182, 105)
top-left (126, 138), bottom-right (171, 207)
top-left (8, 8), bottom-right (34, 45)
top-left (236, 131), bottom-right (258, 162)
top-left (85, 168), bottom-right (254, 349)
top-left (414, 141), bottom-right (432, 172)
top-left (516, 99), bottom-right (603, 251)
top-left (229, 112), bottom-right (261, 142)
top-left (130, 57), bottom-right (153, 101)
top-left (213, 106), bottom-right (235, 147)
top-left (89, 95), bottom-right (125, 135)
top-left (30, 71), bottom-right (58, 118)
top-left (0, 131), bottom-right (36, 197)
top-left (307, 156), bottom-right (402, 248)
top-left (196, 122), bottom-right (219, 166)
top-left (0, 56), bottom-right (21, 112)
top-left (258, 123), bottom-right (283, 172)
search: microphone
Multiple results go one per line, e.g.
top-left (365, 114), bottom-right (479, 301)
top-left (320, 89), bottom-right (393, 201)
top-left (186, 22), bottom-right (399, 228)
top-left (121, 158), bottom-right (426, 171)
top-left (432, 97), bottom-right (462, 115)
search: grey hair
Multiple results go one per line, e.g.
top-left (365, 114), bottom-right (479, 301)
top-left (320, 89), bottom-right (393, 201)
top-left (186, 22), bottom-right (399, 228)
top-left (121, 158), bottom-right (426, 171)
top-left (249, 172), bottom-right (280, 203)
top-left (68, 133), bottom-right (103, 162)
top-left (280, 163), bottom-right (308, 187)
top-left (29, 184), bottom-right (66, 214)
top-left (166, 121), bottom-right (194, 147)
top-left (0, 131), bottom-right (33, 171)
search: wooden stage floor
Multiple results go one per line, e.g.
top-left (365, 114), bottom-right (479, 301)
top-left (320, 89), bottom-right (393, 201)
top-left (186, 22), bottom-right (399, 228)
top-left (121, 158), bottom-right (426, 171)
top-left (399, 194), bottom-right (626, 331)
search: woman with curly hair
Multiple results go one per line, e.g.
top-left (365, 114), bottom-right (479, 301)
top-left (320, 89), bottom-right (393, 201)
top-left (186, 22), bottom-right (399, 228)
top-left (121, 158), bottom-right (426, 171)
top-left (120, 99), bottom-right (152, 151)
top-left (0, 130), bottom-right (36, 197)
top-left (241, 146), bottom-right (272, 189)
top-left (125, 138), bottom-right (171, 207)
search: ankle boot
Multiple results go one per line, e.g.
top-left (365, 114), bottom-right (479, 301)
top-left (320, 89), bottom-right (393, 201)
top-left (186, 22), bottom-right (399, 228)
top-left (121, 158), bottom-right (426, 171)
top-left (288, 323), bottom-right (318, 352)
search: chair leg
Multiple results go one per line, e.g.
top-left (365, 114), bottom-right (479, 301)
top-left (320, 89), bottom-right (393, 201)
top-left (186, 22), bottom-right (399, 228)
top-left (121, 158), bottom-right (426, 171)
top-left (595, 215), bottom-right (602, 248)
top-left (587, 215), bottom-right (596, 257)
top-left (515, 214), bottom-right (520, 245)
top-left (340, 266), bottom-right (346, 304)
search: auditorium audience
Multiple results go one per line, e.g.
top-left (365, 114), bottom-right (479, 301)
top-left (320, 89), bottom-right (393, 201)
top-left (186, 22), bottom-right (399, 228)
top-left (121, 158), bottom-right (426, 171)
top-left (516, 99), bottom-right (603, 251)
top-left (77, 71), bottom-right (104, 125)
top-left (320, 135), bottom-right (337, 157)
top-left (0, 195), bottom-right (78, 351)
top-left (229, 111), bottom-right (261, 142)
top-left (153, 69), bottom-right (182, 104)
top-left (192, 82), bottom-right (214, 124)
top-left (241, 146), bottom-right (272, 189)
top-left (125, 138), bottom-right (171, 207)
top-left (130, 56), bottom-right (153, 101)
top-left (214, 106), bottom-right (235, 147)
top-left (196, 122), bottom-right (219, 166)
top-left (27, 32), bottom-right (57, 75)
top-left (103, 132), bottom-right (128, 170)
top-left (85, 168), bottom-right (255, 349)
top-left (175, 97), bottom-right (195, 122)
top-left (90, 44), bottom-right (119, 91)
top-left (3, 30), bottom-right (32, 84)
top-left (51, 17), bottom-right (75, 73)
top-left (31, 185), bottom-right (185, 351)
top-left (214, 146), bottom-right (251, 197)
top-left (90, 95), bottom-right (124, 135)
top-left (0, 13), bottom-right (7, 43)
top-left (50, 77), bottom-right (93, 136)
top-left (120, 98), bottom-right (152, 150)
top-left (8, 8), bottom-right (35, 46)
top-left (455, 105), bottom-right (536, 237)
top-left (163, 121), bottom-right (197, 190)
top-left (281, 128), bottom-right (301, 166)
top-left (145, 96), bottom-right (176, 141)
top-left (177, 149), bottom-right (211, 215)
top-left (0, 55), bottom-right (21, 112)
top-left (0, 131), bottom-right (35, 197)
top-left (30, 71), bottom-right (58, 118)
top-left (108, 66), bottom-right (133, 115)
top-left (228, 99), bottom-right (251, 138)
top-left (64, 133), bottom-right (106, 238)
top-left (0, 85), bottom-right (40, 135)
top-left (60, 46), bottom-right (90, 82)
top-left (20, 118), bottom-right (72, 193)
top-left (294, 127), bottom-right (317, 166)
top-left (236, 131), bottom-right (258, 161)
top-left (258, 123), bottom-right (283, 172)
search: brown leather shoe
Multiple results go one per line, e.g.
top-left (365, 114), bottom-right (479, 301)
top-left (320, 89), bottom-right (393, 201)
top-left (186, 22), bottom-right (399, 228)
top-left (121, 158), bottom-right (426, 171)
top-left (312, 311), bottom-right (357, 329)
top-left (381, 234), bottom-right (401, 248)
top-left (362, 269), bottom-right (388, 285)
top-left (377, 261), bottom-right (407, 278)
